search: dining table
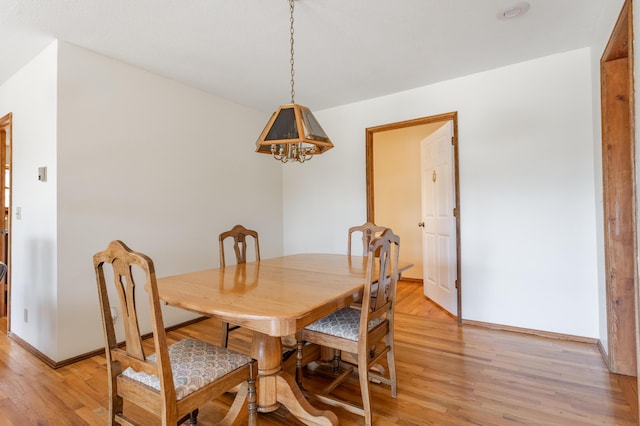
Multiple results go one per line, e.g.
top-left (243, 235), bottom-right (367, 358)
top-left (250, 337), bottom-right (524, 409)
top-left (156, 253), bottom-right (408, 425)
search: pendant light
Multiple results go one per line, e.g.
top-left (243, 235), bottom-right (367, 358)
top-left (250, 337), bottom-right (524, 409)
top-left (255, 0), bottom-right (334, 163)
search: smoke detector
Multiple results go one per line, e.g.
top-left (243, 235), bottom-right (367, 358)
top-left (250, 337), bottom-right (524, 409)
top-left (497, 2), bottom-right (530, 20)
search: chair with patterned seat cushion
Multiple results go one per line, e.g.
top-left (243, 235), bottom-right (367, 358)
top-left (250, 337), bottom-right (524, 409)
top-left (93, 240), bottom-right (257, 426)
top-left (218, 224), bottom-right (260, 348)
top-left (296, 228), bottom-right (400, 426)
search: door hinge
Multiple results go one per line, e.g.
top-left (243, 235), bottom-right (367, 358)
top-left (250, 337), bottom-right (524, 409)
top-left (451, 136), bottom-right (455, 145)
top-left (455, 279), bottom-right (459, 289)
top-left (453, 207), bottom-right (457, 217)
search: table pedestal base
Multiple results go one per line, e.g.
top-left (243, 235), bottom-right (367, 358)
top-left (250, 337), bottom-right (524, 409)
top-left (252, 332), bottom-right (338, 426)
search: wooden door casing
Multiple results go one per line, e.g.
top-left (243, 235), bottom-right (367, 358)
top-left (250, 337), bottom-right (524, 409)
top-left (600, 0), bottom-right (637, 378)
top-left (366, 111), bottom-right (462, 322)
top-left (0, 113), bottom-right (9, 319)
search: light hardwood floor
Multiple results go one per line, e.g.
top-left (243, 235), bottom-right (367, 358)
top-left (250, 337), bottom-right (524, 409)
top-left (0, 281), bottom-right (637, 425)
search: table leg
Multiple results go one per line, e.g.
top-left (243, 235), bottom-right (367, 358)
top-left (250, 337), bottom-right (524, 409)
top-left (276, 373), bottom-right (338, 426)
top-left (251, 332), bottom-right (338, 426)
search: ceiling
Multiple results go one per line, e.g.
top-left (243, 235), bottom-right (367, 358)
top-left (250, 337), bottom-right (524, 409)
top-left (0, 0), bottom-right (618, 112)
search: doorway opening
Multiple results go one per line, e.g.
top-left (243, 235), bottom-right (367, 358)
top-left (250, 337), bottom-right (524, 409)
top-left (366, 111), bottom-right (461, 322)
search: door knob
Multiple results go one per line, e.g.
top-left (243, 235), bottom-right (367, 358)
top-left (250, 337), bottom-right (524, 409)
top-left (418, 222), bottom-right (425, 227)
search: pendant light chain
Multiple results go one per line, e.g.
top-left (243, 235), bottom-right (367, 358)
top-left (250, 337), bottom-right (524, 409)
top-left (289, 0), bottom-right (295, 104)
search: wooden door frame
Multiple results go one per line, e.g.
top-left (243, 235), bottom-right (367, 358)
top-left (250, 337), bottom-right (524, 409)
top-left (365, 111), bottom-right (462, 323)
top-left (600, 0), bottom-right (637, 377)
top-left (0, 112), bottom-right (11, 325)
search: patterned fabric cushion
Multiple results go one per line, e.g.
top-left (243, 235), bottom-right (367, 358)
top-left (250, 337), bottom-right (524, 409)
top-left (121, 338), bottom-right (252, 400)
top-left (305, 307), bottom-right (385, 341)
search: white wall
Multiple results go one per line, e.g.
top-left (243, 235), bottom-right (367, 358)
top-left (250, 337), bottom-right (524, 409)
top-left (284, 48), bottom-right (600, 338)
top-left (1, 41), bottom-right (283, 361)
top-left (54, 42), bottom-right (283, 360)
top-left (0, 42), bottom-right (59, 357)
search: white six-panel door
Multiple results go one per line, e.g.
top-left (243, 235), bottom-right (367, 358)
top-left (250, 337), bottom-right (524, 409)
top-left (421, 121), bottom-right (457, 315)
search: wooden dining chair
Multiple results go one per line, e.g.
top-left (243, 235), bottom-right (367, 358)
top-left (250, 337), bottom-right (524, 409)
top-left (94, 240), bottom-right (257, 426)
top-left (348, 222), bottom-right (387, 311)
top-left (218, 224), bottom-right (260, 348)
top-left (347, 222), bottom-right (387, 256)
top-left (296, 228), bottom-right (400, 426)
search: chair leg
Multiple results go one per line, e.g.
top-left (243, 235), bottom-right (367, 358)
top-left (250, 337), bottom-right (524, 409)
top-left (189, 409), bottom-right (198, 425)
top-left (358, 352), bottom-right (373, 426)
top-left (177, 409), bottom-right (198, 426)
top-left (296, 339), bottom-right (304, 387)
top-left (247, 374), bottom-right (258, 426)
top-left (332, 351), bottom-right (341, 375)
top-left (221, 321), bottom-right (230, 348)
top-left (387, 337), bottom-right (397, 397)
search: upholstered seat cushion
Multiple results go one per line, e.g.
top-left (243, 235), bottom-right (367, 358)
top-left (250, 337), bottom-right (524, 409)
top-left (304, 307), bottom-right (385, 341)
top-left (122, 338), bottom-right (253, 400)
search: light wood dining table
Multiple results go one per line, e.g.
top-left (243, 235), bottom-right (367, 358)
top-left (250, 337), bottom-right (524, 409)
top-left (156, 253), bottom-right (380, 425)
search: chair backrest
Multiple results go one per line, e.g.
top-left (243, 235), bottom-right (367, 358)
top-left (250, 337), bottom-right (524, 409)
top-left (93, 240), bottom-right (177, 402)
top-left (219, 224), bottom-right (260, 267)
top-left (360, 228), bottom-right (400, 335)
top-left (347, 222), bottom-right (387, 256)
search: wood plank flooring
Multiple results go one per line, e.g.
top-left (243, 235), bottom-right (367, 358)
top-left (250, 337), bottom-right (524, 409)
top-left (0, 281), bottom-right (637, 425)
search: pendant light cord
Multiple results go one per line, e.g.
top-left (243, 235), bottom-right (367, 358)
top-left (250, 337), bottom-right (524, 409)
top-left (289, 0), bottom-right (295, 104)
